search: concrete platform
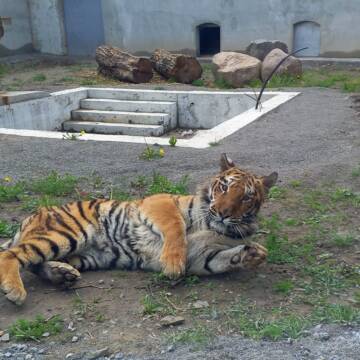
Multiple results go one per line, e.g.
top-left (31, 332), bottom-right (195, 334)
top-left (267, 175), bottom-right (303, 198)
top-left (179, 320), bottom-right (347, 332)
top-left (0, 91), bottom-right (50, 106)
top-left (71, 109), bottom-right (170, 127)
top-left (63, 120), bottom-right (165, 136)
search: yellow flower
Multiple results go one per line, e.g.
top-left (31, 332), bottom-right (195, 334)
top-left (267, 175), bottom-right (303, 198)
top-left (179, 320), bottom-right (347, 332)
top-left (79, 130), bottom-right (86, 136)
top-left (159, 147), bottom-right (165, 157)
top-left (3, 176), bottom-right (12, 183)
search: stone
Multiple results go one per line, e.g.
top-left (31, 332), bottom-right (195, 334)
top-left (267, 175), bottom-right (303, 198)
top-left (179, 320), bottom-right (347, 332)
top-left (160, 316), bottom-right (185, 327)
top-left (42, 332), bottom-right (50, 337)
top-left (212, 52), bottom-right (261, 87)
top-left (246, 39), bottom-right (288, 60)
top-left (86, 347), bottom-right (110, 359)
top-left (0, 333), bottom-right (10, 342)
top-left (192, 300), bottom-right (210, 309)
top-left (313, 331), bottom-right (330, 341)
top-left (71, 335), bottom-right (79, 343)
top-left (261, 48), bottom-right (302, 81)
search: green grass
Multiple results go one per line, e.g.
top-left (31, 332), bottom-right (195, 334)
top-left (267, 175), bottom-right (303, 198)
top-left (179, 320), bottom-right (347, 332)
top-left (167, 324), bottom-right (213, 345)
top-left (22, 195), bottom-right (62, 212)
top-left (140, 145), bottom-right (165, 160)
top-left (0, 182), bottom-right (25, 202)
top-left (146, 173), bottom-right (189, 196)
top-left (351, 166), bottom-right (360, 178)
top-left (32, 73), bottom-right (47, 82)
top-left (0, 64), bottom-right (9, 77)
top-left (30, 171), bottom-right (78, 197)
top-left (9, 315), bottom-right (63, 341)
top-left (80, 79), bottom-right (97, 86)
top-left (268, 186), bottom-right (287, 200)
top-left (0, 220), bottom-right (19, 238)
top-left (214, 77), bottom-right (233, 89)
top-left (330, 188), bottom-right (360, 207)
top-left (331, 233), bottom-right (356, 247)
top-left (141, 294), bottom-right (162, 315)
top-left (59, 76), bottom-right (75, 82)
top-left (289, 180), bottom-right (302, 188)
top-left (192, 79), bottom-right (205, 87)
top-left (110, 187), bottom-right (133, 201)
top-left (313, 303), bottom-right (360, 324)
top-left (273, 280), bottom-right (294, 295)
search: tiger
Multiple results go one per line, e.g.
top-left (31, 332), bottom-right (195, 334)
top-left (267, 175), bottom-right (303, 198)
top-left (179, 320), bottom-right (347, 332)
top-left (0, 153), bottom-right (277, 305)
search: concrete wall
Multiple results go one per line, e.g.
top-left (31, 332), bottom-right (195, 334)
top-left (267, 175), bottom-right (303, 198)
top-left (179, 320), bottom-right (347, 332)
top-left (0, 0), bottom-right (33, 56)
top-left (29, 0), bottom-right (66, 55)
top-left (102, 0), bottom-right (360, 58)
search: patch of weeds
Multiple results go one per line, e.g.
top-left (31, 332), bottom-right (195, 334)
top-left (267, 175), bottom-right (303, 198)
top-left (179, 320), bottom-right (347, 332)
top-left (184, 275), bottom-right (200, 286)
top-left (32, 73), bottom-right (47, 82)
top-left (284, 218), bottom-right (300, 226)
top-left (59, 76), bottom-right (75, 82)
top-left (330, 188), bottom-right (360, 207)
top-left (0, 182), bottom-right (26, 202)
top-left (351, 166), bottom-right (360, 178)
top-left (313, 303), bottom-right (360, 324)
top-left (110, 187), bottom-right (133, 201)
top-left (150, 272), bottom-right (172, 286)
top-left (22, 195), bottom-right (62, 212)
top-left (167, 324), bottom-right (213, 345)
top-left (140, 145), bottom-right (165, 160)
top-left (0, 220), bottom-right (19, 238)
top-left (30, 171), bottom-right (78, 197)
top-left (214, 77), bottom-right (233, 89)
top-left (268, 186), bottom-right (287, 200)
top-left (9, 315), bottom-right (63, 341)
top-left (168, 77), bottom-right (177, 83)
top-left (62, 130), bottom-right (85, 140)
top-left (343, 79), bottom-right (360, 93)
top-left (192, 79), bottom-right (205, 87)
top-left (331, 233), bottom-right (356, 247)
top-left (168, 136), bottom-right (177, 147)
top-left (95, 312), bottom-right (106, 323)
top-left (303, 189), bottom-right (329, 213)
top-left (273, 280), bottom-right (294, 295)
top-left (0, 64), bottom-right (9, 77)
top-left (265, 233), bottom-right (296, 264)
top-left (289, 180), bottom-right (302, 188)
top-left (80, 79), bottom-right (97, 86)
top-left (141, 294), bottom-right (162, 315)
top-left (146, 173), bottom-right (189, 196)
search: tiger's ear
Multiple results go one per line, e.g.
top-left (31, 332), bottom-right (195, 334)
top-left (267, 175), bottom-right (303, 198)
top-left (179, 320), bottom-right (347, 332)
top-left (220, 153), bottom-right (235, 171)
top-left (261, 172), bottom-right (278, 192)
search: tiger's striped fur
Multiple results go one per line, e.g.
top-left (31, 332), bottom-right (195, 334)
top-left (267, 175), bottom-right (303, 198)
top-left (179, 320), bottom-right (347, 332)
top-left (0, 154), bottom-right (277, 305)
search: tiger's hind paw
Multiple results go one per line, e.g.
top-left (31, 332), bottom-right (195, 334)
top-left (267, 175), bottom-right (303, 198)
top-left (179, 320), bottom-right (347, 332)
top-left (41, 261), bottom-right (81, 286)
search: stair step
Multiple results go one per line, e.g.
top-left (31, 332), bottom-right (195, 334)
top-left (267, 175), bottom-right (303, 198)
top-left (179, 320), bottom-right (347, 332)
top-left (71, 109), bottom-right (170, 127)
top-left (63, 121), bottom-right (165, 136)
top-left (80, 98), bottom-right (176, 114)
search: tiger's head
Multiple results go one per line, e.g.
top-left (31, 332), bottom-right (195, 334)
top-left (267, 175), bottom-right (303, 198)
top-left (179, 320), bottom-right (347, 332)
top-left (200, 153), bottom-right (278, 239)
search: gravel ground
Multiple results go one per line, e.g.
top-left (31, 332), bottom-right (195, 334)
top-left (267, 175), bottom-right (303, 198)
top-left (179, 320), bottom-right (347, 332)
top-left (0, 87), bottom-right (359, 359)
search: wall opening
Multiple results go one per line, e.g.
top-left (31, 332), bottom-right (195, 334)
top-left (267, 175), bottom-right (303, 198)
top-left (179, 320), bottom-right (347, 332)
top-left (197, 23), bottom-right (220, 56)
top-left (293, 21), bottom-right (320, 57)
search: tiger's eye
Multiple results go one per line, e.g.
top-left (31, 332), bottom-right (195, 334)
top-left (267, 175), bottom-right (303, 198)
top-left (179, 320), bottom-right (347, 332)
top-left (243, 194), bottom-right (252, 202)
top-left (220, 183), bottom-right (228, 192)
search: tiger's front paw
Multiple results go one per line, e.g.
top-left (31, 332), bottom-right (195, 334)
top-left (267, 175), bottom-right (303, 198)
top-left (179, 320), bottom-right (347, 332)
top-left (160, 247), bottom-right (186, 279)
top-left (238, 242), bottom-right (268, 269)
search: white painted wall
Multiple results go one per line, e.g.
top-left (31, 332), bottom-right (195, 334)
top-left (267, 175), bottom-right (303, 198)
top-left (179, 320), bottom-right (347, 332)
top-left (28, 0), bottom-right (66, 55)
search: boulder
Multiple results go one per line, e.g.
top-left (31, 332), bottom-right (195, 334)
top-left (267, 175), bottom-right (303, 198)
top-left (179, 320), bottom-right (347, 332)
top-left (212, 52), bottom-right (261, 87)
top-left (261, 48), bottom-right (302, 81)
top-left (246, 39), bottom-right (288, 61)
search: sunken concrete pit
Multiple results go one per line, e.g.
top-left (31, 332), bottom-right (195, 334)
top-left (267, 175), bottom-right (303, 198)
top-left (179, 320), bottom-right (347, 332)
top-left (0, 88), bottom-right (299, 148)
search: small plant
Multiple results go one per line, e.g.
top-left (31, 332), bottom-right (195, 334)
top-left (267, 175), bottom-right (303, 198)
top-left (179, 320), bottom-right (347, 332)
top-left (169, 136), bottom-right (177, 147)
top-left (184, 275), bottom-right (200, 286)
top-left (192, 79), bottom-right (205, 87)
top-left (0, 220), bottom-right (19, 238)
top-left (62, 130), bottom-right (85, 141)
top-left (167, 324), bottom-right (212, 345)
top-left (59, 76), bottom-right (75, 82)
top-left (146, 173), bottom-right (189, 196)
top-left (30, 171), bottom-right (78, 197)
top-left (289, 180), bottom-right (302, 188)
top-left (9, 315), bottom-right (63, 341)
top-left (208, 140), bottom-right (221, 146)
top-left (273, 280), bottom-right (294, 295)
top-left (80, 79), bottom-right (97, 86)
top-left (0, 181), bottom-right (25, 202)
top-left (22, 195), bottom-right (62, 212)
top-left (141, 294), bottom-right (161, 315)
top-left (140, 145), bottom-right (165, 160)
top-left (32, 73), bottom-right (47, 82)
top-left (313, 303), bottom-right (360, 324)
top-left (268, 186), bottom-right (287, 200)
top-left (214, 77), bottom-right (233, 89)
top-left (331, 233), bottom-right (355, 247)
top-left (110, 187), bottom-right (133, 201)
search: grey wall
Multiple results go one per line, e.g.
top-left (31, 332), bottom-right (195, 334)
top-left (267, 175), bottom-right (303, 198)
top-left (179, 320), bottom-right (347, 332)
top-left (0, 0), bottom-right (33, 56)
top-left (102, 0), bottom-right (360, 58)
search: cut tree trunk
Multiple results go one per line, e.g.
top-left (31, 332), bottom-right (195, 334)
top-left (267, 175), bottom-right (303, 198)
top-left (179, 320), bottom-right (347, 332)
top-left (95, 45), bottom-right (153, 83)
top-left (150, 49), bottom-right (202, 84)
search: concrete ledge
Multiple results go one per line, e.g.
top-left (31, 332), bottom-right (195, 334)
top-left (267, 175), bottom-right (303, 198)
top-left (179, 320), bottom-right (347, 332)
top-left (0, 91), bottom-right (50, 106)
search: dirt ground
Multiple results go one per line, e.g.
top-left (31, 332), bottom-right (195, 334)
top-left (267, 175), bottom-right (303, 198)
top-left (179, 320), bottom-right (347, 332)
top-left (0, 59), bottom-right (359, 359)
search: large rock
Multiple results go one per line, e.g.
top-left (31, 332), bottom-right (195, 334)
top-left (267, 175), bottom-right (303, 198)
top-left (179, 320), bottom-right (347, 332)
top-left (212, 52), bottom-right (261, 87)
top-left (261, 48), bottom-right (302, 81)
top-left (246, 40), bottom-right (288, 61)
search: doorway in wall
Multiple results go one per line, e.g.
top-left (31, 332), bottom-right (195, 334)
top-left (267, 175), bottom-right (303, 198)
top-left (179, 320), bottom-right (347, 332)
top-left (63, 0), bottom-right (105, 56)
top-left (293, 21), bottom-right (320, 57)
top-left (197, 23), bottom-right (220, 56)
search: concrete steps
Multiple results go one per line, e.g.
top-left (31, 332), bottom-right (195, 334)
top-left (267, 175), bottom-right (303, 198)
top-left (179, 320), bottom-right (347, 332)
top-left (63, 121), bottom-right (165, 136)
top-left (63, 93), bottom-right (178, 136)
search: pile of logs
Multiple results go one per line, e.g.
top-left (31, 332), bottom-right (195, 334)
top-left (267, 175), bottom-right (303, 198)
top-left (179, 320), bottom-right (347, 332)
top-left (96, 46), bottom-right (202, 84)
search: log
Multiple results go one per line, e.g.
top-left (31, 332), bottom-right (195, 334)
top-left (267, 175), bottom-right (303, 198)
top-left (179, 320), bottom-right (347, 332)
top-left (95, 45), bottom-right (153, 83)
top-left (150, 49), bottom-right (202, 84)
